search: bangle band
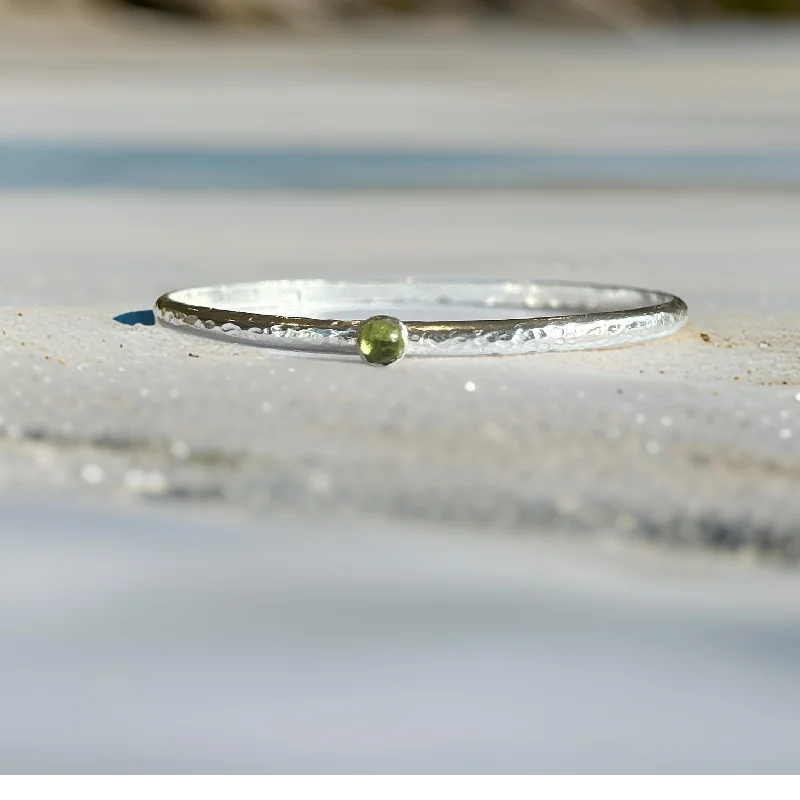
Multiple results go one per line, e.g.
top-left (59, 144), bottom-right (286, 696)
top-left (154, 279), bottom-right (688, 366)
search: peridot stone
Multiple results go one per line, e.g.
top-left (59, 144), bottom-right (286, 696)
top-left (357, 315), bottom-right (407, 366)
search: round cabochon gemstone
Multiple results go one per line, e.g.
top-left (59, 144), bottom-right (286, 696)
top-left (357, 315), bottom-right (407, 366)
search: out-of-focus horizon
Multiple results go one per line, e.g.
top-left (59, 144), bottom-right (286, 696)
top-left (2, 0), bottom-right (799, 28)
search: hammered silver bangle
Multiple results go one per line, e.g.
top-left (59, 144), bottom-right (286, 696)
top-left (154, 279), bottom-right (688, 366)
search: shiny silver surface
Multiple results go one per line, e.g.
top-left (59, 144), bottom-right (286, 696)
top-left (154, 279), bottom-right (688, 358)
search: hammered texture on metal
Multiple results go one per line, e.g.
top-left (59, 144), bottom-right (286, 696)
top-left (154, 279), bottom-right (688, 357)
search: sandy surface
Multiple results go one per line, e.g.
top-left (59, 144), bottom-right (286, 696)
top-left (1, 22), bottom-right (799, 772)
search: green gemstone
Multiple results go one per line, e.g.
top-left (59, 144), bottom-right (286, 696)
top-left (357, 315), bottom-right (407, 366)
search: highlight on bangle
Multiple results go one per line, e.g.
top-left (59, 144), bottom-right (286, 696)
top-left (154, 279), bottom-right (688, 366)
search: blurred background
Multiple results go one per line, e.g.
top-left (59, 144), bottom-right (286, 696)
top-left (1, 0), bottom-right (800, 776)
top-left (3, 0), bottom-right (800, 26)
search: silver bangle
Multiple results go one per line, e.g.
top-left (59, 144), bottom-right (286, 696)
top-left (154, 279), bottom-right (688, 366)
